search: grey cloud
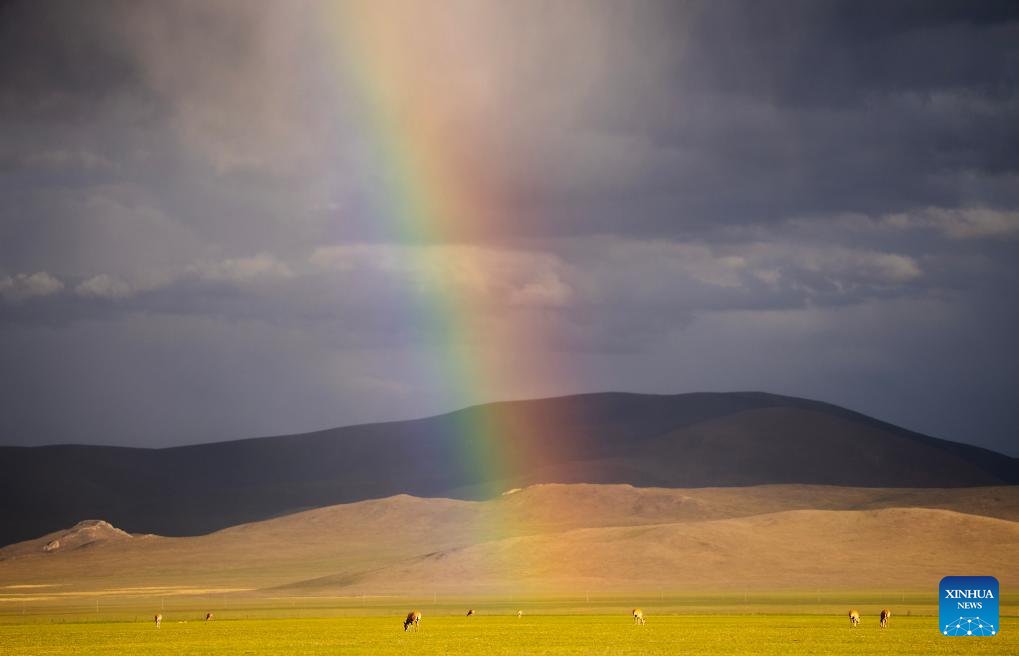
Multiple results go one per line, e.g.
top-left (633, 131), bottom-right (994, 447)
top-left (0, 236), bottom-right (938, 347)
top-left (884, 207), bottom-right (1019, 239)
top-left (75, 274), bottom-right (133, 299)
top-left (0, 272), bottom-right (64, 302)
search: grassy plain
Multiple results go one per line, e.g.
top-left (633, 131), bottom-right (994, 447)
top-left (2, 613), bottom-right (1017, 656)
top-left (2, 595), bottom-right (1018, 656)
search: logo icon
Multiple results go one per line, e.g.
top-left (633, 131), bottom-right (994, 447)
top-left (940, 576), bottom-right (999, 636)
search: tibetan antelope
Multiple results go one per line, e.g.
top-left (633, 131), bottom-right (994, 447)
top-left (632, 608), bottom-right (646, 625)
top-left (880, 608), bottom-right (891, 628)
top-left (517, 610), bottom-right (523, 618)
top-left (466, 609), bottom-right (475, 617)
top-left (154, 613), bottom-right (162, 628)
top-left (404, 610), bottom-right (422, 632)
top-left (206, 612), bottom-right (214, 621)
top-left (848, 609), bottom-right (860, 627)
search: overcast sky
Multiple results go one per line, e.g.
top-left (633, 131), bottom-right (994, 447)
top-left (1, 0), bottom-right (1017, 454)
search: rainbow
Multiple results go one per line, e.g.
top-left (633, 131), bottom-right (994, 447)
top-left (318, 3), bottom-right (559, 501)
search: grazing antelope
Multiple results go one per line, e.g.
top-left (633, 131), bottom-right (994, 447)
top-left (206, 612), bottom-right (214, 621)
top-left (404, 610), bottom-right (422, 632)
top-left (466, 609), bottom-right (475, 617)
top-left (632, 608), bottom-right (646, 625)
top-left (517, 610), bottom-right (523, 618)
top-left (154, 613), bottom-right (162, 628)
top-left (848, 609), bottom-right (860, 627)
top-left (880, 608), bottom-right (891, 628)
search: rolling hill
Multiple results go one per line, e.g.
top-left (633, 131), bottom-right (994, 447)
top-left (0, 392), bottom-right (1016, 547)
top-left (1, 484), bottom-right (1017, 595)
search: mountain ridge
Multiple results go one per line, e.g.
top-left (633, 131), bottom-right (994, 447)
top-left (0, 391), bottom-right (1015, 547)
top-left (2, 484), bottom-right (1018, 595)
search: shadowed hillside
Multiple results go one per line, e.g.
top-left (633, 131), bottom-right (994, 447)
top-left (1, 484), bottom-right (1017, 595)
top-left (0, 392), bottom-right (1016, 546)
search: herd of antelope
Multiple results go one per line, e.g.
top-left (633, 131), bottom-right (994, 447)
top-left (152, 605), bottom-right (893, 631)
top-left (153, 612), bottom-right (213, 627)
top-left (849, 608), bottom-right (892, 628)
top-left (397, 605), bottom-right (892, 631)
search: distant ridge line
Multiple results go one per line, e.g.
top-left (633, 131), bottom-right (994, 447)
top-left (0, 391), bottom-right (1015, 547)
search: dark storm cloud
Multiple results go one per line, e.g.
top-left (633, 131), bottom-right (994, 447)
top-left (2, 0), bottom-right (1017, 236)
top-left (680, 1), bottom-right (1019, 102)
top-left (0, 0), bottom-right (1017, 454)
top-left (454, 0), bottom-right (1019, 233)
top-left (0, 1), bottom-right (141, 117)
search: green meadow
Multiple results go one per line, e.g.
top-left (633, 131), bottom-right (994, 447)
top-left (2, 595), bottom-right (1017, 656)
top-left (2, 615), bottom-right (1017, 656)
